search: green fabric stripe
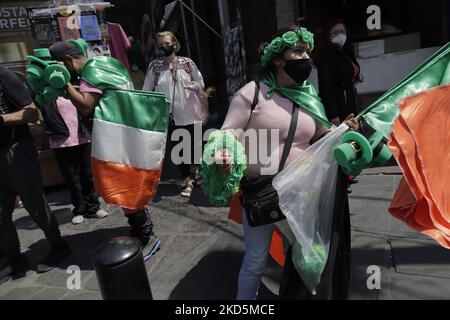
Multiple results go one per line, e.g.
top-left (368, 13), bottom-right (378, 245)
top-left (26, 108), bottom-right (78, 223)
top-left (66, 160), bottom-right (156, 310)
top-left (360, 42), bottom-right (450, 138)
top-left (81, 56), bottom-right (133, 91)
top-left (94, 89), bottom-right (169, 133)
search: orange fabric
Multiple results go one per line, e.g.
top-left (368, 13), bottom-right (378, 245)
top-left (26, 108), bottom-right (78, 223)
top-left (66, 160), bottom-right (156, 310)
top-left (228, 193), bottom-right (243, 224)
top-left (269, 227), bottom-right (286, 266)
top-left (228, 193), bottom-right (286, 265)
top-left (388, 84), bottom-right (450, 248)
top-left (92, 157), bottom-right (161, 210)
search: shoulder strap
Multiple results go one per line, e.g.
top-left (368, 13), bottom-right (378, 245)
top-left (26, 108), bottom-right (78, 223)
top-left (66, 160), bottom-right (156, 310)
top-left (278, 103), bottom-right (298, 173)
top-left (251, 81), bottom-right (259, 112)
top-left (243, 81), bottom-right (260, 129)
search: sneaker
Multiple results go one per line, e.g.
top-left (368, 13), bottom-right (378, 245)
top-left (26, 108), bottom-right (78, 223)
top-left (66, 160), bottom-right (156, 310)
top-left (141, 235), bottom-right (161, 262)
top-left (36, 242), bottom-right (71, 274)
top-left (72, 215), bottom-right (84, 225)
top-left (86, 209), bottom-right (109, 219)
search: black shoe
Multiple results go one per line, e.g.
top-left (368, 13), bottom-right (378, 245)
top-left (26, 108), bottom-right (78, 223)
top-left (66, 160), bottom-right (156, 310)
top-left (36, 242), bottom-right (72, 274)
top-left (152, 193), bottom-right (162, 203)
top-left (141, 235), bottom-right (161, 262)
top-left (0, 264), bottom-right (12, 285)
top-left (347, 187), bottom-right (353, 194)
top-left (0, 256), bottom-right (8, 270)
top-left (1, 254), bottom-right (30, 283)
top-left (11, 254), bottom-right (30, 279)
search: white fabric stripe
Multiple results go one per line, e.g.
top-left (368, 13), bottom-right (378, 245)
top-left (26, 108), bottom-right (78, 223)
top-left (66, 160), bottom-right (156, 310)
top-left (92, 119), bottom-right (166, 170)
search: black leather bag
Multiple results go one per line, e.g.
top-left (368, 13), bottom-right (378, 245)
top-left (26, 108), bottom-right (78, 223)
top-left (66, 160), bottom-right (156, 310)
top-left (240, 175), bottom-right (285, 226)
top-left (240, 81), bottom-right (299, 227)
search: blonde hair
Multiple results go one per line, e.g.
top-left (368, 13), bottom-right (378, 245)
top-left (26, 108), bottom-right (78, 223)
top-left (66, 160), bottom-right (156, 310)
top-left (155, 31), bottom-right (181, 54)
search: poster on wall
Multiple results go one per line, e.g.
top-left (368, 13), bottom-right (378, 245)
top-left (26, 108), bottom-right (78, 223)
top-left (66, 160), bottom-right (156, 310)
top-left (87, 44), bottom-right (111, 58)
top-left (80, 15), bottom-right (101, 41)
top-left (223, 25), bottom-right (247, 97)
top-left (27, 7), bottom-right (62, 46)
top-left (31, 19), bottom-right (53, 43)
top-left (58, 16), bottom-right (80, 41)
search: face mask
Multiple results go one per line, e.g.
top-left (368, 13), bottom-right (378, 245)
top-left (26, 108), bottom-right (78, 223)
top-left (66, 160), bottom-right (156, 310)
top-left (70, 71), bottom-right (80, 84)
top-left (330, 33), bottom-right (347, 47)
top-left (160, 45), bottom-right (175, 57)
top-left (283, 58), bottom-right (313, 85)
top-left (64, 59), bottom-right (79, 83)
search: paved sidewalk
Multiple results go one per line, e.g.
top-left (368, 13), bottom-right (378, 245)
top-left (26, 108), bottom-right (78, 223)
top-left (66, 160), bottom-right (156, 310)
top-left (0, 166), bottom-right (449, 300)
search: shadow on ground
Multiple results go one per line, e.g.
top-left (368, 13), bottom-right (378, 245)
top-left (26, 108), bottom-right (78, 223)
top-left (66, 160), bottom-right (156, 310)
top-left (15, 208), bottom-right (73, 231)
top-left (169, 250), bottom-right (278, 300)
top-left (22, 226), bottom-right (131, 272)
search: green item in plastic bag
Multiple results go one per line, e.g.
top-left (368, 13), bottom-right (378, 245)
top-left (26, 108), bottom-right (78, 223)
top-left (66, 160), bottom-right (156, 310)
top-left (200, 130), bottom-right (247, 206)
top-left (292, 241), bottom-right (327, 294)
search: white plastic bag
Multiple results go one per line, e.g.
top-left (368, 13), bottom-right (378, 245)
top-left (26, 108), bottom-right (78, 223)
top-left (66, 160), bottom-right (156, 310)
top-left (273, 124), bottom-right (348, 294)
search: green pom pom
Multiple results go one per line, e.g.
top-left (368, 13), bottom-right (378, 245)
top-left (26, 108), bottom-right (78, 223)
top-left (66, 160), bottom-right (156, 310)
top-left (292, 242), bottom-right (327, 291)
top-left (200, 131), bottom-right (247, 206)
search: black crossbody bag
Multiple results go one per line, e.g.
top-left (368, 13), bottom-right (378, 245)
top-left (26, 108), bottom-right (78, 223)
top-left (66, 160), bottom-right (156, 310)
top-left (239, 81), bottom-right (299, 227)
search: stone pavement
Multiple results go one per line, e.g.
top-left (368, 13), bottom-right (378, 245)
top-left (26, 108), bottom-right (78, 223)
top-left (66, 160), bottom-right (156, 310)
top-left (1, 166), bottom-right (449, 300)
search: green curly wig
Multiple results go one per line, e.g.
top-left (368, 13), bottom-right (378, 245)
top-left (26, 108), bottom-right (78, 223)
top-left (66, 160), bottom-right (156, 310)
top-left (200, 130), bottom-right (247, 206)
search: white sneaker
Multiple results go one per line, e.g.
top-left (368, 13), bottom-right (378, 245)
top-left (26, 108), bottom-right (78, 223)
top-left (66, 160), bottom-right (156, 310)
top-left (72, 215), bottom-right (84, 225)
top-left (94, 209), bottom-right (109, 219)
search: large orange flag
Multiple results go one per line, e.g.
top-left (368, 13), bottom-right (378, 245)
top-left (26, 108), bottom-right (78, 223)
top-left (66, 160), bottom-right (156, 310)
top-left (388, 84), bottom-right (450, 248)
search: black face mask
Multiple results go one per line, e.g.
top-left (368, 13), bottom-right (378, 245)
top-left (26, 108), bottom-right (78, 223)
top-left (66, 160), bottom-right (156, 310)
top-left (283, 58), bottom-right (313, 85)
top-left (160, 45), bottom-right (175, 57)
top-left (69, 71), bottom-right (80, 84)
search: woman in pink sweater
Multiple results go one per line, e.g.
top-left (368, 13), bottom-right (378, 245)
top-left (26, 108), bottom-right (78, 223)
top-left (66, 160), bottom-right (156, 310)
top-left (217, 26), bottom-right (358, 300)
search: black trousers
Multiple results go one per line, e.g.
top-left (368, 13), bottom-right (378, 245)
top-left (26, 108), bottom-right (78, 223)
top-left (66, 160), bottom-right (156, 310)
top-left (279, 169), bottom-right (351, 300)
top-left (166, 122), bottom-right (202, 179)
top-left (0, 136), bottom-right (63, 262)
top-left (53, 143), bottom-right (100, 216)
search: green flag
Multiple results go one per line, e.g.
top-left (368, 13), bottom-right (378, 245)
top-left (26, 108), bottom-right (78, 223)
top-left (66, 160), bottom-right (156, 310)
top-left (360, 42), bottom-right (450, 137)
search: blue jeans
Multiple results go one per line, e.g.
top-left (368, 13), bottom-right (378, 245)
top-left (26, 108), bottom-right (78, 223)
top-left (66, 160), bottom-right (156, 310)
top-left (237, 210), bottom-right (275, 300)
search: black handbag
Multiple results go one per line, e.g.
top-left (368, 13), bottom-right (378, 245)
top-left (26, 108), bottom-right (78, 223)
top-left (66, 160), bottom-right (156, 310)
top-left (239, 81), bottom-right (299, 227)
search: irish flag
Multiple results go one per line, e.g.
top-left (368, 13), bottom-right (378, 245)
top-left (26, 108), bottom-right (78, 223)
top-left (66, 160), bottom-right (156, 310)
top-left (388, 84), bottom-right (450, 248)
top-left (360, 42), bottom-right (450, 248)
top-left (91, 89), bottom-right (170, 210)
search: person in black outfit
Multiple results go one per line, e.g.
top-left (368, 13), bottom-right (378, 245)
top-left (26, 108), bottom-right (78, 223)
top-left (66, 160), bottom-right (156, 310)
top-left (0, 66), bottom-right (71, 283)
top-left (315, 18), bottom-right (363, 192)
top-left (314, 18), bottom-right (363, 127)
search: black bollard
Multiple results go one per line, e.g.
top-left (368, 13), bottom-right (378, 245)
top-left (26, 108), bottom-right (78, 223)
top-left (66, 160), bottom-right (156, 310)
top-left (92, 236), bottom-right (153, 300)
